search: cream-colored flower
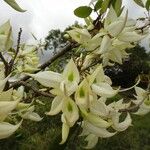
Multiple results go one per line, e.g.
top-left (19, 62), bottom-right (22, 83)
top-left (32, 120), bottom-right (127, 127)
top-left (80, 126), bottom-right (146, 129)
top-left (133, 87), bottom-right (150, 115)
top-left (0, 121), bottom-right (22, 140)
top-left (0, 20), bottom-right (13, 52)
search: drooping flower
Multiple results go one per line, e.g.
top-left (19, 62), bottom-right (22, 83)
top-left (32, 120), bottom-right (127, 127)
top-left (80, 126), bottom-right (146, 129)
top-left (132, 87), bottom-right (150, 115)
top-left (28, 58), bottom-right (80, 96)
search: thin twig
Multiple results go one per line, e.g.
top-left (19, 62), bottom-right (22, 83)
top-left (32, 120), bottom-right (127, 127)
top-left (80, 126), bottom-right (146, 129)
top-left (19, 81), bottom-right (53, 98)
top-left (9, 28), bottom-right (22, 71)
top-left (136, 22), bottom-right (150, 31)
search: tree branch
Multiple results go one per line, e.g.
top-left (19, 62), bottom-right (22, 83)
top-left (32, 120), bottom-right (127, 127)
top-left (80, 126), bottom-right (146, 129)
top-left (10, 42), bottom-right (77, 88)
top-left (9, 28), bottom-right (22, 70)
top-left (0, 52), bottom-right (9, 76)
top-left (19, 81), bottom-right (53, 98)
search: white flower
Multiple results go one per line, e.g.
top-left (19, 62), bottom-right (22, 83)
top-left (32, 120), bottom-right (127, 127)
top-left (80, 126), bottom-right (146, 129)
top-left (28, 58), bottom-right (80, 96)
top-left (75, 79), bottom-right (91, 109)
top-left (15, 45), bottom-right (39, 73)
top-left (84, 134), bottom-right (99, 149)
top-left (0, 20), bottom-right (13, 52)
top-left (21, 106), bottom-right (42, 122)
top-left (88, 65), bottom-right (119, 98)
top-left (110, 111), bottom-right (132, 131)
top-left (0, 100), bottom-right (19, 121)
top-left (90, 98), bottom-right (109, 117)
top-left (67, 28), bottom-right (91, 45)
top-left (0, 120), bottom-right (22, 140)
top-left (82, 121), bottom-right (116, 138)
top-left (133, 87), bottom-right (150, 115)
top-left (59, 97), bottom-right (79, 144)
top-left (80, 107), bottom-right (110, 128)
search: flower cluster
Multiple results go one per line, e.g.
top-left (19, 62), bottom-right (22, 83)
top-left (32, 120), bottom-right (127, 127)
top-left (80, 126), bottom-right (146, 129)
top-left (68, 7), bottom-right (148, 67)
top-left (0, 66), bottom-right (42, 140)
top-left (28, 59), bottom-right (148, 148)
top-left (0, 21), bottom-right (39, 75)
top-left (14, 44), bottom-right (39, 73)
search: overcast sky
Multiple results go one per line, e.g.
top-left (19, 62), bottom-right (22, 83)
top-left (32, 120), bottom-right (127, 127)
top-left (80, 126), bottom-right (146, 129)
top-left (0, 0), bottom-right (149, 49)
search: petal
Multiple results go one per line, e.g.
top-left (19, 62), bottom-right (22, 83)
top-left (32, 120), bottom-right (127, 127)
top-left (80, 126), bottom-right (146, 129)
top-left (63, 58), bottom-right (80, 84)
top-left (0, 20), bottom-right (13, 51)
top-left (50, 88), bottom-right (63, 96)
top-left (0, 75), bottom-right (10, 92)
top-left (82, 54), bottom-right (95, 70)
top-left (90, 100), bottom-right (109, 117)
top-left (104, 6), bottom-right (118, 27)
top-left (92, 83), bottom-right (118, 98)
top-left (83, 121), bottom-right (116, 138)
top-left (62, 97), bottom-right (79, 127)
top-left (85, 113), bottom-right (110, 128)
top-left (108, 99), bottom-right (131, 111)
top-left (109, 48), bottom-right (123, 64)
top-left (62, 81), bottom-right (78, 96)
top-left (21, 106), bottom-right (42, 121)
top-left (12, 86), bottom-right (24, 101)
top-left (0, 88), bottom-right (13, 101)
top-left (60, 122), bottom-right (70, 144)
top-left (0, 100), bottom-right (19, 119)
top-left (28, 71), bottom-right (62, 88)
top-left (46, 96), bottom-right (63, 115)
top-left (75, 79), bottom-right (90, 108)
top-left (111, 112), bottom-right (132, 131)
top-left (88, 64), bottom-right (105, 85)
top-left (133, 104), bottom-right (150, 115)
top-left (84, 134), bottom-right (98, 149)
top-left (106, 11), bottom-right (128, 37)
top-left (135, 86), bottom-right (146, 98)
top-left (22, 112), bottom-right (42, 122)
top-left (118, 31), bottom-right (147, 42)
top-left (99, 35), bottom-right (111, 54)
top-left (85, 34), bottom-right (102, 51)
top-left (67, 28), bottom-right (91, 44)
top-left (0, 120), bottom-right (22, 139)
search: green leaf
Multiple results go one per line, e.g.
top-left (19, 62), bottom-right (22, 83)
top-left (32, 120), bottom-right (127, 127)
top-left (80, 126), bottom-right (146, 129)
top-left (146, 0), bottom-right (150, 10)
top-left (74, 6), bottom-right (92, 18)
top-left (101, 0), bottom-right (111, 13)
top-left (133, 0), bottom-right (144, 7)
top-left (94, 0), bottom-right (103, 11)
top-left (4, 0), bottom-right (26, 12)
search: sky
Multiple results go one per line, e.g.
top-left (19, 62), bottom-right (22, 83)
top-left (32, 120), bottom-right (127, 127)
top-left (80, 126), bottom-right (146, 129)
top-left (0, 0), bottom-right (149, 50)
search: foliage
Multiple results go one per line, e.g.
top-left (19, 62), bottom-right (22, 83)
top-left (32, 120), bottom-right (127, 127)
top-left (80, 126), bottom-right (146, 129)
top-left (4, 0), bottom-right (26, 12)
top-left (45, 29), bottom-right (67, 55)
